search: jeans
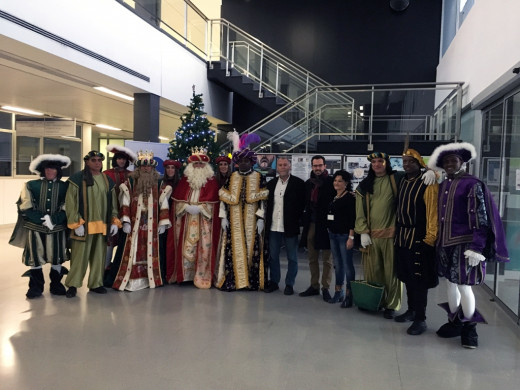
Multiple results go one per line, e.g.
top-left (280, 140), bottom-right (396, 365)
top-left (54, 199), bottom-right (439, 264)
top-left (269, 231), bottom-right (299, 287)
top-left (328, 232), bottom-right (355, 289)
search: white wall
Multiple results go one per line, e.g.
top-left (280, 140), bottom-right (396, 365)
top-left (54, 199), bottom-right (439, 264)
top-left (0, 0), bottom-right (226, 119)
top-left (0, 0), bottom-right (231, 225)
top-left (437, 0), bottom-right (520, 106)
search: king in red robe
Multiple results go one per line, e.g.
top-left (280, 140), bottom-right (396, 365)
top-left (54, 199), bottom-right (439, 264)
top-left (166, 148), bottom-right (220, 288)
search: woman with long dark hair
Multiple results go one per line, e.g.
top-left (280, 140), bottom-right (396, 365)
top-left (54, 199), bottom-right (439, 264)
top-left (326, 170), bottom-right (356, 307)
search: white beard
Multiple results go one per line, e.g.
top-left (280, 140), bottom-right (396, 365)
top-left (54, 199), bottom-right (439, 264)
top-left (184, 163), bottom-right (214, 190)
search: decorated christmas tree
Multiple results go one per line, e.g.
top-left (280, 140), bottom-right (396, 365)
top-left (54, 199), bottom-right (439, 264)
top-left (168, 87), bottom-right (219, 166)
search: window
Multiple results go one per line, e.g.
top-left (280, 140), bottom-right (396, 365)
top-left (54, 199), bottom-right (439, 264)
top-left (16, 136), bottom-right (40, 175)
top-left (441, 0), bottom-right (475, 56)
top-left (15, 117), bottom-right (82, 176)
top-left (0, 132), bottom-right (12, 176)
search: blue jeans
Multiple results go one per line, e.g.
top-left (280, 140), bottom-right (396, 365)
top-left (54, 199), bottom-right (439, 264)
top-left (328, 232), bottom-right (355, 289)
top-left (269, 231), bottom-right (299, 287)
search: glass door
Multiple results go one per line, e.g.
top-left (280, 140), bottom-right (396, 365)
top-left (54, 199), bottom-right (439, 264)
top-left (481, 91), bottom-right (520, 318)
top-left (498, 91), bottom-right (520, 316)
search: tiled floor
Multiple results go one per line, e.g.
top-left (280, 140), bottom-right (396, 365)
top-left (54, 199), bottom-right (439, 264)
top-left (1, 225), bottom-right (519, 390)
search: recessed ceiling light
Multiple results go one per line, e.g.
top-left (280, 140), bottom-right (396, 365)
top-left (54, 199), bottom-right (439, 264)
top-left (1, 105), bottom-right (44, 115)
top-left (94, 87), bottom-right (134, 101)
top-left (95, 124), bottom-right (121, 131)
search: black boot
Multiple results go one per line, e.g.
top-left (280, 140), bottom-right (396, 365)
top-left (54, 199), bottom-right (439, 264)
top-left (49, 268), bottom-right (67, 296)
top-left (461, 322), bottom-right (478, 349)
top-left (436, 316), bottom-right (463, 338)
top-left (436, 303), bottom-right (463, 338)
top-left (26, 268), bottom-right (44, 299)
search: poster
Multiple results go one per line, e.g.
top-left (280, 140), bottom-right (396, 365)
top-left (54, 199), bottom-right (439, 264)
top-left (345, 156), bottom-right (370, 191)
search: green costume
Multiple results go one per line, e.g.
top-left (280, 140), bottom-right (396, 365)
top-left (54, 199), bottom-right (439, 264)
top-left (65, 172), bottom-right (118, 289)
top-left (355, 173), bottom-right (403, 311)
top-left (15, 179), bottom-right (69, 266)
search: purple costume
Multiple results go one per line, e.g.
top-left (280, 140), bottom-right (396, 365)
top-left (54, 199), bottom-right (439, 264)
top-left (437, 172), bottom-right (509, 285)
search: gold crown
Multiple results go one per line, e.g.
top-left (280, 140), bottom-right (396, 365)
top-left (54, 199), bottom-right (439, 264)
top-left (190, 146), bottom-right (207, 156)
top-left (137, 150), bottom-right (154, 161)
top-left (135, 150), bottom-right (157, 167)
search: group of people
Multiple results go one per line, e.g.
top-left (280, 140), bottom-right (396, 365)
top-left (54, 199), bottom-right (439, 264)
top-left (11, 140), bottom-right (509, 349)
top-left (354, 143), bottom-right (508, 349)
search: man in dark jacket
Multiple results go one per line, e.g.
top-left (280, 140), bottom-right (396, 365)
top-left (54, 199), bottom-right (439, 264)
top-left (299, 155), bottom-right (335, 301)
top-left (264, 157), bottom-right (306, 295)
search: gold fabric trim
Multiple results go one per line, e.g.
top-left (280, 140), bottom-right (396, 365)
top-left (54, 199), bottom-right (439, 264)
top-left (229, 201), bottom-right (249, 289)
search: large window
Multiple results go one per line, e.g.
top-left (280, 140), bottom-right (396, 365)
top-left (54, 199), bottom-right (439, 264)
top-left (15, 120), bottom-right (82, 176)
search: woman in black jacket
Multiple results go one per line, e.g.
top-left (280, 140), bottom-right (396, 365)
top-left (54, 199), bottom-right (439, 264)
top-left (327, 170), bottom-right (356, 307)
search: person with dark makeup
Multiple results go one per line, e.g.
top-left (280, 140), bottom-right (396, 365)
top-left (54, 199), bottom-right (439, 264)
top-left (394, 148), bottom-right (439, 335)
top-left (428, 142), bottom-right (509, 348)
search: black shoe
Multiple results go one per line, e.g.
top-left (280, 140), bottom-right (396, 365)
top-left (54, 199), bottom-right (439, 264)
top-left (284, 285), bottom-right (294, 295)
top-left (264, 281), bottom-right (279, 293)
top-left (299, 286), bottom-right (320, 297)
top-left (321, 289), bottom-right (332, 302)
top-left (383, 309), bottom-right (395, 319)
top-left (461, 322), bottom-right (478, 349)
top-left (341, 294), bottom-right (353, 308)
top-left (66, 287), bottom-right (77, 298)
top-left (436, 320), bottom-right (463, 338)
top-left (394, 309), bottom-right (415, 323)
top-left (89, 286), bottom-right (107, 294)
top-left (407, 320), bottom-right (427, 335)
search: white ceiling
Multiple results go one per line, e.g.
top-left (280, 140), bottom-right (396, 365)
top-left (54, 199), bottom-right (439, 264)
top-left (0, 35), bottom-right (225, 141)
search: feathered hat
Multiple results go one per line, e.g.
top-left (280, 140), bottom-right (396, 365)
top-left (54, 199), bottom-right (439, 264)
top-left (29, 154), bottom-right (71, 176)
top-left (230, 131), bottom-right (261, 164)
top-left (428, 142), bottom-right (477, 170)
top-left (106, 144), bottom-right (138, 163)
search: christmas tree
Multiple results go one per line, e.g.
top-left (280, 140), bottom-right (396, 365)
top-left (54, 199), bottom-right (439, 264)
top-left (168, 87), bottom-right (219, 166)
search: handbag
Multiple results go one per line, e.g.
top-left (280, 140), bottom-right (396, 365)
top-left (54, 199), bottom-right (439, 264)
top-left (350, 280), bottom-right (385, 311)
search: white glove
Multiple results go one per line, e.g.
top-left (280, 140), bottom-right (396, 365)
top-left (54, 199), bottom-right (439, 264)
top-left (41, 215), bottom-right (55, 230)
top-left (464, 249), bottom-right (486, 267)
top-left (421, 170), bottom-right (436, 185)
top-left (110, 224), bottom-right (119, 236)
top-left (75, 225), bottom-right (85, 237)
top-left (221, 218), bottom-right (229, 231)
top-left (256, 219), bottom-right (265, 234)
top-left (185, 205), bottom-right (201, 215)
top-left (158, 225), bottom-right (166, 235)
top-left (360, 233), bottom-right (372, 248)
top-left (123, 222), bottom-right (131, 234)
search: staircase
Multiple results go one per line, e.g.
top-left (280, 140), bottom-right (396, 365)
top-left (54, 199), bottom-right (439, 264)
top-left (205, 19), bottom-right (463, 153)
top-left (207, 61), bottom-right (286, 113)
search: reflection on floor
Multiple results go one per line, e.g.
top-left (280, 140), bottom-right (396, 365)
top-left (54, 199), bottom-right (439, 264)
top-left (1, 225), bottom-right (519, 390)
